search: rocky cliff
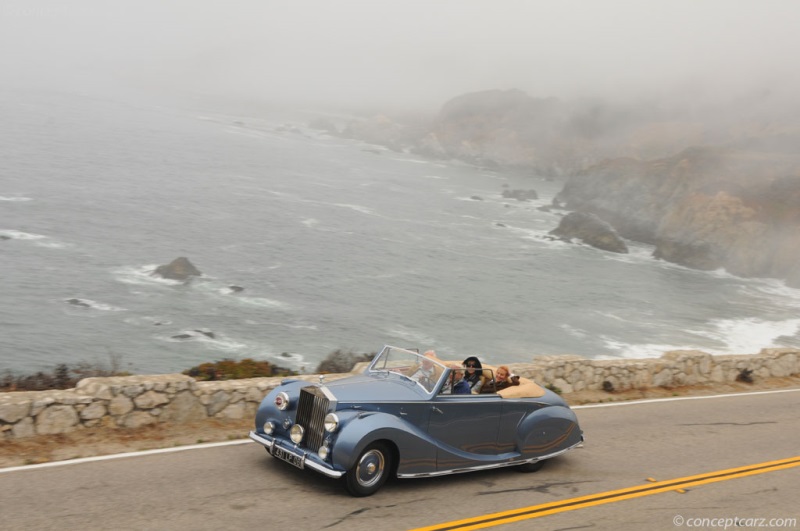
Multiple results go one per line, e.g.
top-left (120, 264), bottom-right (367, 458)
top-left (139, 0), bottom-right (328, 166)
top-left (328, 89), bottom-right (727, 176)
top-left (555, 137), bottom-right (800, 286)
top-left (319, 89), bottom-right (800, 285)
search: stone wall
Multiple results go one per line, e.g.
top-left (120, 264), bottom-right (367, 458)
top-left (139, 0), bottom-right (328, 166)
top-left (1, 348), bottom-right (798, 440)
top-left (513, 348), bottom-right (799, 394)
top-left (0, 372), bottom-right (350, 441)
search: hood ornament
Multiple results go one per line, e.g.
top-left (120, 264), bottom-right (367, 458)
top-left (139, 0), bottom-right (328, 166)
top-left (319, 374), bottom-right (325, 385)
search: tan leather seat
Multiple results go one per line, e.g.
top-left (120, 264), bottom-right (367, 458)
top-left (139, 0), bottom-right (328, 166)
top-left (443, 360), bottom-right (546, 398)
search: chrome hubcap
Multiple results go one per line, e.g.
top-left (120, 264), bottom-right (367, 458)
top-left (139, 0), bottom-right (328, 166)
top-left (357, 449), bottom-right (385, 487)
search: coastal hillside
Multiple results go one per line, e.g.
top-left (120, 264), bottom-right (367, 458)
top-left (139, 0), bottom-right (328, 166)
top-left (330, 89), bottom-right (800, 286)
top-left (333, 89), bottom-right (745, 176)
top-left (422, 89), bottom-right (713, 174)
top-left (555, 138), bottom-right (800, 286)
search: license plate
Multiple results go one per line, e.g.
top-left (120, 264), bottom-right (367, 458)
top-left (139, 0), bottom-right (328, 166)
top-left (272, 445), bottom-right (305, 469)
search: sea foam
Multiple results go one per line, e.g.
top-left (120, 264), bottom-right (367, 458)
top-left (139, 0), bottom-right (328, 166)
top-left (0, 196), bottom-right (33, 202)
top-left (0, 229), bottom-right (45, 240)
top-left (63, 298), bottom-right (126, 312)
top-left (113, 265), bottom-right (185, 286)
top-left (699, 317), bottom-right (800, 354)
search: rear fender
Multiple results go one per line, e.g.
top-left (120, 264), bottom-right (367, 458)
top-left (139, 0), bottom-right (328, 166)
top-left (516, 405), bottom-right (582, 458)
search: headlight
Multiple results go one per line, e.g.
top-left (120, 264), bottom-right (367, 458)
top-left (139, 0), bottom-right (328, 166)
top-left (324, 413), bottom-right (339, 433)
top-left (263, 421), bottom-right (274, 435)
top-left (274, 392), bottom-right (290, 411)
top-left (290, 424), bottom-right (304, 444)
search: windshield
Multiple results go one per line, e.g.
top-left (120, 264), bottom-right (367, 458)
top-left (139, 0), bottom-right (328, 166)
top-left (368, 346), bottom-right (447, 393)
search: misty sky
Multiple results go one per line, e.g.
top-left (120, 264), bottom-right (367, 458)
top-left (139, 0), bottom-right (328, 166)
top-left (1, 0), bottom-right (799, 111)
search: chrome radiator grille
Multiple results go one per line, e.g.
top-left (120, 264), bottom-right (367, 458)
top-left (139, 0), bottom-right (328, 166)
top-left (296, 386), bottom-right (329, 451)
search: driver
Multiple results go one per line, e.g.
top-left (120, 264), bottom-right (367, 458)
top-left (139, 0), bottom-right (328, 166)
top-left (410, 350), bottom-right (437, 389)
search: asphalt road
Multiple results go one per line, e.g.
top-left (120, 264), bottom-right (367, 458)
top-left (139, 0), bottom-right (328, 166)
top-left (2, 389), bottom-right (798, 531)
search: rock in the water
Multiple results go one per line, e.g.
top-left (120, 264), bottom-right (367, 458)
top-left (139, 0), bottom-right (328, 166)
top-left (172, 329), bottom-right (215, 340)
top-left (152, 257), bottom-right (202, 281)
top-left (307, 116), bottom-right (339, 135)
top-left (549, 211), bottom-right (629, 253)
top-left (65, 298), bottom-right (92, 308)
top-left (228, 285), bottom-right (244, 293)
top-left (502, 189), bottom-right (538, 201)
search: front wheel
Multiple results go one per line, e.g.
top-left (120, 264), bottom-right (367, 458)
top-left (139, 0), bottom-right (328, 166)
top-left (344, 443), bottom-right (392, 497)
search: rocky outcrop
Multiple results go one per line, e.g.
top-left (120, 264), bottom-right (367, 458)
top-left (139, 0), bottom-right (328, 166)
top-left (307, 116), bottom-right (339, 135)
top-left (339, 114), bottom-right (430, 154)
top-left (334, 90), bottom-right (615, 174)
top-left (152, 257), bottom-right (202, 281)
top-left (331, 86), bottom-right (800, 182)
top-left (555, 141), bottom-right (800, 285)
top-left (389, 90), bottom-right (716, 175)
top-left (340, 115), bottom-right (405, 152)
top-left (429, 89), bottom-right (564, 170)
top-left (549, 211), bottom-right (629, 253)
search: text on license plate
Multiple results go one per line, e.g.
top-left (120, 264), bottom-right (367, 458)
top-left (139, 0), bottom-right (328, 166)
top-left (272, 445), bottom-right (304, 469)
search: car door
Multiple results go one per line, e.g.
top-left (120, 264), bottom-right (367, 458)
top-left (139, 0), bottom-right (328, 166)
top-left (427, 394), bottom-right (503, 470)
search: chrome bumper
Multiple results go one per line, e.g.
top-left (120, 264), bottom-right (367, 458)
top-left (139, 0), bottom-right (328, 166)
top-left (249, 430), bottom-right (274, 449)
top-left (249, 431), bottom-right (344, 479)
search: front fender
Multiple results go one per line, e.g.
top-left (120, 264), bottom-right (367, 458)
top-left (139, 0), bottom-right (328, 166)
top-left (254, 380), bottom-right (309, 430)
top-left (331, 411), bottom-right (436, 475)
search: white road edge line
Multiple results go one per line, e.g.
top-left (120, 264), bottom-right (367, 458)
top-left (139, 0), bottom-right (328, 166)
top-left (0, 439), bottom-right (254, 474)
top-left (572, 387), bottom-right (800, 409)
top-left (2, 387), bottom-right (798, 474)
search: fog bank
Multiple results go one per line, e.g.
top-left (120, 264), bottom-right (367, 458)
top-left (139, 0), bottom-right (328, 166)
top-left (1, 1), bottom-right (799, 113)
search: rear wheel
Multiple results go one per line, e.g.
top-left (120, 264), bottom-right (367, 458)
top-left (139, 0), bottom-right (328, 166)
top-left (516, 460), bottom-right (545, 473)
top-left (344, 443), bottom-right (392, 497)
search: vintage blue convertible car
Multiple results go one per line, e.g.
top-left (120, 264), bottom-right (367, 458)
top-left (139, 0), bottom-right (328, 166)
top-left (249, 346), bottom-right (583, 496)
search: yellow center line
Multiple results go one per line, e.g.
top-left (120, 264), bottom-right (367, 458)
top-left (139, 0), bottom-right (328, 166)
top-left (411, 456), bottom-right (800, 531)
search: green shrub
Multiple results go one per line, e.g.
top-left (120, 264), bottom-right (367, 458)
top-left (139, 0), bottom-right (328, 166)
top-left (1, 355), bottom-right (131, 392)
top-left (315, 349), bottom-right (375, 374)
top-left (183, 358), bottom-right (295, 381)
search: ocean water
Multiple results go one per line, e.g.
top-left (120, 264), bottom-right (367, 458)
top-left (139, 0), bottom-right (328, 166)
top-left (3, 89), bottom-right (800, 375)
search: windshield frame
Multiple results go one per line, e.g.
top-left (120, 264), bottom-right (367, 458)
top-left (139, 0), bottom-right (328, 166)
top-left (367, 345), bottom-right (448, 394)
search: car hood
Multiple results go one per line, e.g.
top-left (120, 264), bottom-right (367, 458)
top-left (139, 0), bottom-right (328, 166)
top-left (320, 373), bottom-right (427, 402)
